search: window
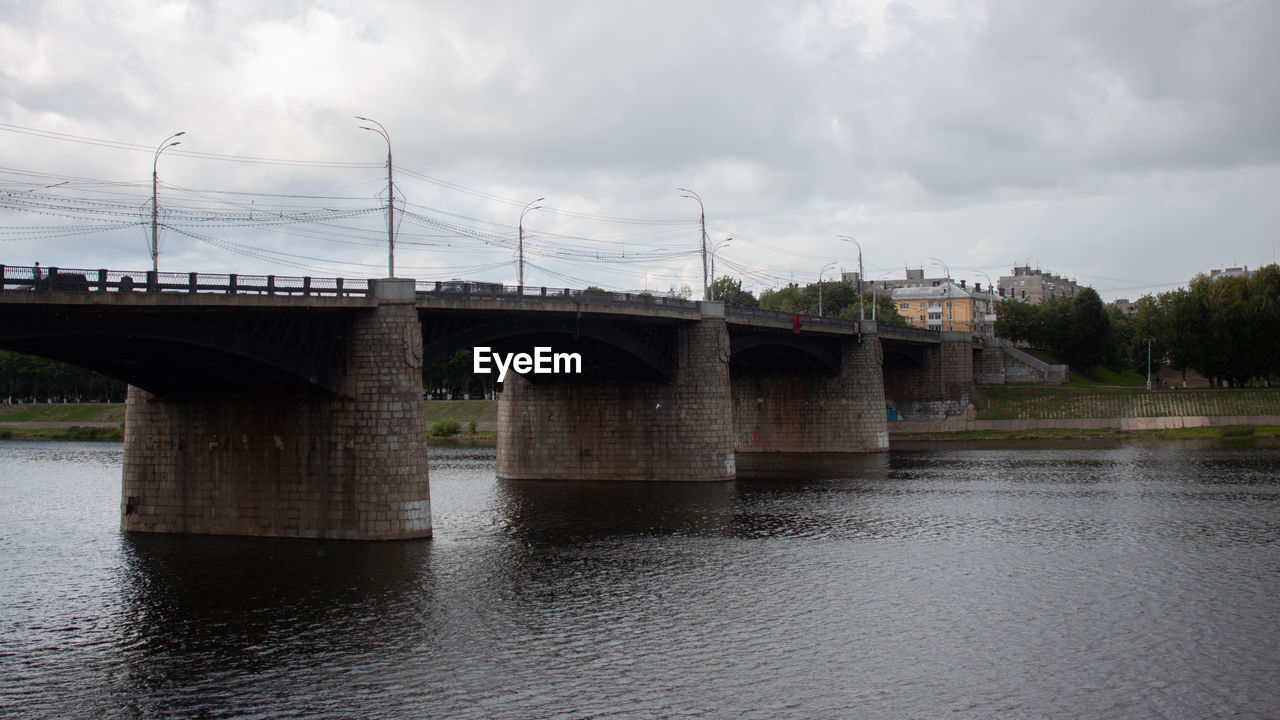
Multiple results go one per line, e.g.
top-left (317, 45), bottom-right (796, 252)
top-left (900, 303), bottom-right (910, 310)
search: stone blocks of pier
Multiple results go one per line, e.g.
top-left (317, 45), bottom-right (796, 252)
top-left (883, 331), bottom-right (974, 420)
top-left (121, 283), bottom-right (431, 540)
top-left (731, 332), bottom-right (889, 476)
top-left (496, 315), bottom-right (736, 481)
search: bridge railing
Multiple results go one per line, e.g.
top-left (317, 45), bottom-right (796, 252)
top-left (0, 265), bottom-right (371, 297)
top-left (415, 280), bottom-right (700, 310)
top-left (725, 305), bottom-right (863, 333)
top-left (877, 324), bottom-right (943, 342)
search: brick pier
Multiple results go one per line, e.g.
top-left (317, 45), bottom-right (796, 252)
top-left (496, 307), bottom-right (736, 481)
top-left (732, 330), bottom-right (889, 476)
top-left (120, 279), bottom-right (431, 540)
top-left (883, 330), bottom-right (974, 420)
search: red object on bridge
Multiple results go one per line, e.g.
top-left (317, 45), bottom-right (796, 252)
top-left (792, 314), bottom-right (802, 334)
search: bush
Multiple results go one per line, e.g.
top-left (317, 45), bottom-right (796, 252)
top-left (429, 418), bottom-right (462, 437)
top-left (1219, 426), bottom-right (1256, 439)
top-left (62, 426), bottom-right (123, 441)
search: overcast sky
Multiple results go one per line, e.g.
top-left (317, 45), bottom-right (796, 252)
top-left (2, 0), bottom-right (1277, 301)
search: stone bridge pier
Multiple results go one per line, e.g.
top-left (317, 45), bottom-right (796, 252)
top-left (883, 330), bottom-right (975, 420)
top-left (121, 280), bottom-right (432, 540)
top-left (496, 306), bottom-right (736, 482)
top-left (731, 329), bottom-right (889, 477)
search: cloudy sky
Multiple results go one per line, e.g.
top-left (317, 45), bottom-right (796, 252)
top-left (2, 0), bottom-right (1277, 301)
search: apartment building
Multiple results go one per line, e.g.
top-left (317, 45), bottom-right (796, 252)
top-left (997, 266), bottom-right (1081, 303)
top-left (891, 280), bottom-right (999, 336)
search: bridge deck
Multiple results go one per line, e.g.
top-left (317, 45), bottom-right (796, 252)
top-left (1, 263), bottom-right (963, 344)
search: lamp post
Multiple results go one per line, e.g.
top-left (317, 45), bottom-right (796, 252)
top-left (356, 116), bottom-right (396, 277)
top-left (929, 257), bottom-right (952, 330)
top-left (818, 261), bottom-right (837, 316)
top-left (974, 269), bottom-right (995, 336)
top-left (709, 237), bottom-right (732, 300)
top-left (518, 197), bottom-right (544, 288)
top-left (677, 188), bottom-right (708, 301)
top-left (838, 235), bottom-right (864, 320)
top-left (151, 131), bottom-right (185, 274)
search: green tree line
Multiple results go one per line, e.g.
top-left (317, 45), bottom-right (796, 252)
top-left (996, 265), bottom-right (1280, 385)
top-left (994, 287), bottom-right (1112, 370)
top-left (714, 275), bottom-right (908, 326)
top-left (0, 351), bottom-right (127, 402)
top-left (1124, 265), bottom-right (1280, 386)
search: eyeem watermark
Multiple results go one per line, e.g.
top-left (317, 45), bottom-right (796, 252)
top-left (473, 346), bottom-right (582, 382)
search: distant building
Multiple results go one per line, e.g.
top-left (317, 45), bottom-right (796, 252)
top-left (1111, 298), bottom-right (1137, 317)
top-left (846, 267), bottom-right (950, 296)
top-left (891, 280), bottom-right (999, 336)
top-left (1204, 266), bottom-right (1254, 282)
top-left (998, 265), bottom-right (1081, 304)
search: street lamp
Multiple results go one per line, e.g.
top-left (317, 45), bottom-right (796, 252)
top-left (357, 116), bottom-right (396, 277)
top-left (973, 269), bottom-right (996, 336)
top-left (677, 188), bottom-right (708, 301)
top-left (709, 237), bottom-right (733, 300)
top-left (518, 197), bottom-right (544, 288)
top-left (929, 256), bottom-right (953, 330)
top-left (838, 235), bottom-right (864, 320)
top-left (151, 131), bottom-right (185, 274)
top-left (818, 261), bottom-right (838, 316)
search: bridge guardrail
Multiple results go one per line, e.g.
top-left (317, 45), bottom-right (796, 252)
top-left (415, 280), bottom-right (701, 310)
top-left (0, 264), bottom-right (706, 310)
top-left (725, 305), bottom-right (863, 333)
top-left (878, 324), bottom-right (943, 342)
top-left (0, 264), bottom-right (371, 297)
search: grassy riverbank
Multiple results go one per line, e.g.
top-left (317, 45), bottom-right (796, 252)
top-left (7, 390), bottom-right (1280, 444)
top-left (893, 424), bottom-right (1280, 443)
top-left (972, 385), bottom-right (1280, 421)
top-left (0, 400), bottom-right (499, 442)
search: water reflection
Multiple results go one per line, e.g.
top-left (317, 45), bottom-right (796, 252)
top-left (493, 478), bottom-right (739, 540)
top-left (1, 441), bottom-right (1277, 719)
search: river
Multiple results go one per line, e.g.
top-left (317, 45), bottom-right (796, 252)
top-left (1, 440), bottom-right (1277, 719)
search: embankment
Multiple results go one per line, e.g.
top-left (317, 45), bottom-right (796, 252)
top-left (891, 386), bottom-right (1280, 439)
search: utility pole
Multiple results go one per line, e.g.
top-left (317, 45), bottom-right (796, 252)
top-left (519, 197), bottom-right (544, 288)
top-left (678, 188), bottom-right (708, 300)
top-left (151, 131), bottom-right (185, 274)
top-left (357, 116), bottom-right (396, 277)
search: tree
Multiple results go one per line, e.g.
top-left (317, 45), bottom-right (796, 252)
top-left (837, 294), bottom-right (908, 327)
top-left (758, 284), bottom-right (805, 313)
top-left (1247, 264), bottom-right (1280, 380)
top-left (708, 276), bottom-right (758, 306)
top-left (1065, 288), bottom-right (1110, 369)
top-left (995, 300), bottom-right (1039, 344)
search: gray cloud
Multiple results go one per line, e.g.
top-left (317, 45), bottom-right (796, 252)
top-left (1, 0), bottom-right (1276, 297)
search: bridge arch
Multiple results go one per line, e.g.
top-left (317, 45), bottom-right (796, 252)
top-left (419, 311), bottom-right (681, 382)
top-left (0, 304), bottom-right (351, 397)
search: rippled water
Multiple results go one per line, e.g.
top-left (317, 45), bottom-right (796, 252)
top-left (1, 440), bottom-right (1277, 719)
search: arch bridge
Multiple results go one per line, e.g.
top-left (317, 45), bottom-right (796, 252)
top-left (0, 264), bottom-right (971, 540)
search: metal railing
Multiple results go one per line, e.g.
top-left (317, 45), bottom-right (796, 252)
top-left (878, 324), bottom-right (944, 342)
top-left (0, 264), bottom-right (700, 310)
top-left (0, 264), bottom-right (371, 297)
top-left (726, 304), bottom-right (863, 333)
top-left (414, 280), bottom-right (701, 310)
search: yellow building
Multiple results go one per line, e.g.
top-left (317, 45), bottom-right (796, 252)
top-left (891, 281), bottom-right (999, 336)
